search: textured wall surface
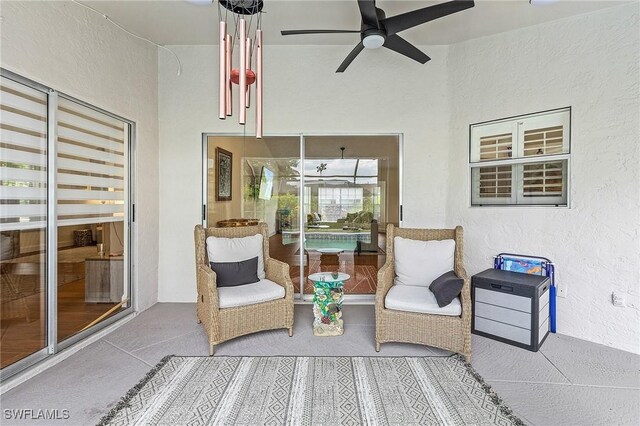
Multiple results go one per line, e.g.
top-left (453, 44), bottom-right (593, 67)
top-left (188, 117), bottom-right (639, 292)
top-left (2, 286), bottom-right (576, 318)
top-left (0, 1), bottom-right (160, 311)
top-left (158, 44), bottom-right (451, 302)
top-left (158, 5), bottom-right (639, 353)
top-left (447, 4), bottom-right (640, 354)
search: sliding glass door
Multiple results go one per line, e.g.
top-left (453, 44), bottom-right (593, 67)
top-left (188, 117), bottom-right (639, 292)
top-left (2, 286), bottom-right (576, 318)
top-left (203, 134), bottom-right (400, 300)
top-left (204, 135), bottom-right (302, 291)
top-left (302, 136), bottom-right (399, 298)
top-left (55, 96), bottom-right (130, 344)
top-left (0, 70), bottom-right (134, 378)
top-left (0, 76), bottom-right (48, 369)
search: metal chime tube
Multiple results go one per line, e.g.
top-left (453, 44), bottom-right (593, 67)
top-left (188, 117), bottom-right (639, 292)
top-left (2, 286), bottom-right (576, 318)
top-left (256, 29), bottom-right (263, 139)
top-left (225, 34), bottom-right (232, 116)
top-left (218, 21), bottom-right (226, 119)
top-left (245, 38), bottom-right (252, 109)
top-left (238, 18), bottom-right (247, 125)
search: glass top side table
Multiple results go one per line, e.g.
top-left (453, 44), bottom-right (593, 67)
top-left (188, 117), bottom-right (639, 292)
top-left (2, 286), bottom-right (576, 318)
top-left (308, 272), bottom-right (350, 336)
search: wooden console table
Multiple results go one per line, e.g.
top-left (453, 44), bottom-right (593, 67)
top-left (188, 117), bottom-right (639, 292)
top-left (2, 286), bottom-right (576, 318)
top-left (85, 256), bottom-right (124, 303)
top-left (216, 219), bottom-right (259, 228)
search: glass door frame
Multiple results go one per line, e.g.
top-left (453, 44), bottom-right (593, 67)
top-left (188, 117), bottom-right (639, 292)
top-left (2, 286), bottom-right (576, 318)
top-left (201, 132), bottom-right (403, 304)
top-left (0, 68), bottom-right (136, 381)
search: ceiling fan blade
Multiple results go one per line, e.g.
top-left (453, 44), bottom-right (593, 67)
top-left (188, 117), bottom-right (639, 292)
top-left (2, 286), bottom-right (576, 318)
top-left (281, 29), bottom-right (361, 35)
top-left (383, 34), bottom-right (430, 64)
top-left (382, 0), bottom-right (475, 36)
top-left (336, 42), bottom-right (365, 73)
top-left (358, 0), bottom-right (379, 29)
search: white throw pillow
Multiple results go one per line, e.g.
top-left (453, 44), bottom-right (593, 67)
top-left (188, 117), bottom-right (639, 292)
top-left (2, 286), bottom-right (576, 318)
top-left (393, 236), bottom-right (455, 287)
top-left (206, 234), bottom-right (265, 279)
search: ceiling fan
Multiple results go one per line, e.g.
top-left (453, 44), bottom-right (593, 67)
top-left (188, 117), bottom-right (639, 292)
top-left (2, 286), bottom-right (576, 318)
top-left (281, 0), bottom-right (475, 72)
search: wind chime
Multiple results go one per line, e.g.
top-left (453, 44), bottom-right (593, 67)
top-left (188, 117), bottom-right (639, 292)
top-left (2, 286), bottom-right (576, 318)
top-left (218, 0), bottom-right (264, 138)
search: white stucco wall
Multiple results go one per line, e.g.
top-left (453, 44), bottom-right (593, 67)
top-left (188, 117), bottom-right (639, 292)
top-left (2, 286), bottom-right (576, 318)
top-left (158, 44), bottom-right (452, 302)
top-left (0, 1), bottom-right (160, 310)
top-left (158, 4), bottom-right (640, 354)
top-left (447, 4), bottom-right (640, 354)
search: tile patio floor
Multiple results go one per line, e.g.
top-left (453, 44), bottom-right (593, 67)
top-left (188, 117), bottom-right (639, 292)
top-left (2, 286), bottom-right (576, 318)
top-left (1, 303), bottom-right (639, 425)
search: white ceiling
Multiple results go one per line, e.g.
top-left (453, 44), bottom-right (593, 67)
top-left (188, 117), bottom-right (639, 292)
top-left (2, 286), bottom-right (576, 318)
top-left (78, 0), bottom-right (630, 46)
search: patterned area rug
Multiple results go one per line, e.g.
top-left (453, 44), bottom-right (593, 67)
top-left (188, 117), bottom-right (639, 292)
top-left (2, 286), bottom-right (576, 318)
top-left (99, 355), bottom-right (524, 426)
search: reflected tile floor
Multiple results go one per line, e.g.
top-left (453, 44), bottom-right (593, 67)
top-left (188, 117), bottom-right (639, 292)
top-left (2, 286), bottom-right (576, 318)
top-left (1, 303), bottom-right (639, 425)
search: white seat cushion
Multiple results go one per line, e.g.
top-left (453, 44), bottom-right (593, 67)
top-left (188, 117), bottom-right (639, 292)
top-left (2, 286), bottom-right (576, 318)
top-left (393, 236), bottom-right (455, 287)
top-left (206, 234), bottom-right (265, 279)
top-left (385, 284), bottom-right (461, 316)
top-left (218, 279), bottom-right (285, 309)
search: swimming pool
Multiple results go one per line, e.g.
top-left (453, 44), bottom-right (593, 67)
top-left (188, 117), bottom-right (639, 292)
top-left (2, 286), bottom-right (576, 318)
top-left (282, 231), bottom-right (371, 251)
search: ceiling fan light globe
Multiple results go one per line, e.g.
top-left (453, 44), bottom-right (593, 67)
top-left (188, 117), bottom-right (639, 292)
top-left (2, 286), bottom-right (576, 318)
top-left (363, 34), bottom-right (385, 49)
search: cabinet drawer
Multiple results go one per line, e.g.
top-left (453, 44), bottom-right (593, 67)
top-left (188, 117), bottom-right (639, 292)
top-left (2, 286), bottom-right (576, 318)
top-left (539, 317), bottom-right (549, 343)
top-left (539, 290), bottom-right (550, 312)
top-left (475, 287), bottom-right (531, 313)
top-left (475, 301), bottom-right (531, 329)
top-left (474, 316), bottom-right (530, 345)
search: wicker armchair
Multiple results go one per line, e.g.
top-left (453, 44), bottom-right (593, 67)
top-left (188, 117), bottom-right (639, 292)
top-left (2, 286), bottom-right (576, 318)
top-left (375, 224), bottom-right (472, 360)
top-left (194, 223), bottom-right (294, 355)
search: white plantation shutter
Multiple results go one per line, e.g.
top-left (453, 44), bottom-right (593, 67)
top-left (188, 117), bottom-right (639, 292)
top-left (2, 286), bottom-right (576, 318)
top-left (520, 160), bottom-right (567, 204)
top-left (0, 77), bottom-right (48, 231)
top-left (472, 165), bottom-right (514, 205)
top-left (56, 97), bottom-right (127, 226)
top-left (470, 108), bottom-right (570, 206)
top-left (479, 133), bottom-right (513, 161)
top-left (523, 126), bottom-right (564, 156)
top-left (470, 121), bottom-right (514, 163)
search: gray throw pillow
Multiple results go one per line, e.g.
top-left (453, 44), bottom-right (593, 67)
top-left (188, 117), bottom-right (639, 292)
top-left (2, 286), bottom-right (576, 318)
top-left (210, 256), bottom-right (260, 287)
top-left (429, 271), bottom-right (464, 307)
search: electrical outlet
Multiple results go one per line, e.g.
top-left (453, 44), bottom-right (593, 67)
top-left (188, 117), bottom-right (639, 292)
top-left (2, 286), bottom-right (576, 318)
top-left (557, 283), bottom-right (567, 298)
top-left (612, 292), bottom-right (625, 307)
top-left (554, 270), bottom-right (566, 298)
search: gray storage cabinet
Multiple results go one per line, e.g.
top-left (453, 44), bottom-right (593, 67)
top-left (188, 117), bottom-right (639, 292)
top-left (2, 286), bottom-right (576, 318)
top-left (472, 268), bottom-right (550, 351)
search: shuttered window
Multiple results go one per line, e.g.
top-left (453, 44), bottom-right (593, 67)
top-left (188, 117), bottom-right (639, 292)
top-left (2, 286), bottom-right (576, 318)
top-left (469, 108), bottom-right (570, 206)
top-left (0, 77), bottom-right (48, 231)
top-left (56, 97), bottom-right (127, 226)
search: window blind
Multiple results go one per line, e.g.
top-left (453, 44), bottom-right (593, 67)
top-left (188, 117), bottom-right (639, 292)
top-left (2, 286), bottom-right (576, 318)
top-left (56, 97), bottom-right (127, 226)
top-left (0, 77), bottom-right (48, 231)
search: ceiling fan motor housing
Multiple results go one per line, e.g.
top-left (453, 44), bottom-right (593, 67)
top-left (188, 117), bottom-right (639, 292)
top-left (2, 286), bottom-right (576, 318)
top-left (362, 29), bottom-right (386, 49)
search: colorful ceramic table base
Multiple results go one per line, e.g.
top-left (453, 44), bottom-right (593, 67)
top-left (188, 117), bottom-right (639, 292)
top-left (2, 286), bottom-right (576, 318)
top-left (308, 272), bottom-right (349, 336)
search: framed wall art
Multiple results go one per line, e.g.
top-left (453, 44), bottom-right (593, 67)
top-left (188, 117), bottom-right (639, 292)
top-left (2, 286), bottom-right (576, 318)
top-left (215, 147), bottom-right (232, 201)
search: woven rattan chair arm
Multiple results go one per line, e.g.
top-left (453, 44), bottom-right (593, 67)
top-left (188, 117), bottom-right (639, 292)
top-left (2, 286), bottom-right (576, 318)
top-left (375, 261), bottom-right (394, 306)
top-left (265, 257), bottom-right (294, 299)
top-left (459, 275), bottom-right (472, 323)
top-left (197, 264), bottom-right (219, 312)
top-left (455, 267), bottom-right (468, 280)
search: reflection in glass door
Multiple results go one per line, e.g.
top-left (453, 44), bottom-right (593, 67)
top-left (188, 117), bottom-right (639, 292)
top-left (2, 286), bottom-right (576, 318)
top-left (0, 70), bottom-right (134, 378)
top-left (0, 76), bottom-right (48, 369)
top-left (303, 136), bottom-right (400, 298)
top-left (203, 134), bottom-right (401, 300)
top-left (205, 135), bottom-right (302, 292)
top-left (56, 97), bottom-right (130, 343)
